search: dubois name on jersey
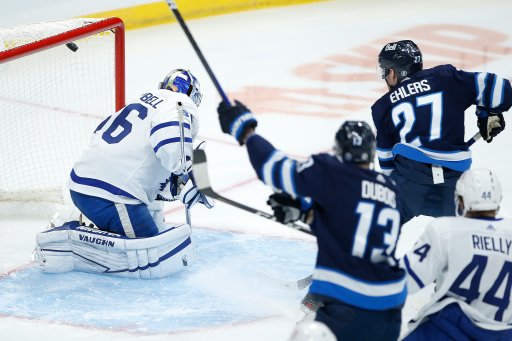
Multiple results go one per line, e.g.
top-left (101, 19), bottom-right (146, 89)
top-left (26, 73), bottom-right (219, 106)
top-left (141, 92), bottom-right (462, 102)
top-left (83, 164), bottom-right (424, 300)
top-left (245, 134), bottom-right (406, 310)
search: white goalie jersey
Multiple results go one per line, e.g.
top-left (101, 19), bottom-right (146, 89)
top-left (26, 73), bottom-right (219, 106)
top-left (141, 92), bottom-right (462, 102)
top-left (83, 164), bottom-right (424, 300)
top-left (68, 90), bottom-right (199, 205)
top-left (403, 216), bottom-right (512, 332)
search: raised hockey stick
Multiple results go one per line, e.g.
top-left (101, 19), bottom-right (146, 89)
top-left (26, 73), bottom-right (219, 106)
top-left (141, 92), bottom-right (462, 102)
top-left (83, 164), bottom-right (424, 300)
top-left (191, 149), bottom-right (314, 236)
top-left (164, 0), bottom-right (230, 105)
top-left (177, 101), bottom-right (191, 226)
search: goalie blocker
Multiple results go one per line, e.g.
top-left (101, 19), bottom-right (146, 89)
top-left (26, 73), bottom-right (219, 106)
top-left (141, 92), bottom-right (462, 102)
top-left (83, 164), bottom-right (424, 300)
top-left (35, 221), bottom-right (194, 278)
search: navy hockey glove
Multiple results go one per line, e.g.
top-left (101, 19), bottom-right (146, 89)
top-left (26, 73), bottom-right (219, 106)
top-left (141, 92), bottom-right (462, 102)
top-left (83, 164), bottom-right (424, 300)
top-left (267, 193), bottom-right (312, 224)
top-left (477, 108), bottom-right (505, 143)
top-left (218, 100), bottom-right (257, 145)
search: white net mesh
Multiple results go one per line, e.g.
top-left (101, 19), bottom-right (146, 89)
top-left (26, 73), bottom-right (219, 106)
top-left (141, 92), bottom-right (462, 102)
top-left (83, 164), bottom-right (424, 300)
top-left (0, 18), bottom-right (121, 208)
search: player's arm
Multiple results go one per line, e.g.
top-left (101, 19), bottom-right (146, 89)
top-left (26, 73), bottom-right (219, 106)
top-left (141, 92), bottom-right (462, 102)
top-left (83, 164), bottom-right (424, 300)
top-left (217, 100), bottom-right (322, 201)
top-left (452, 66), bottom-right (512, 142)
top-left (400, 222), bottom-right (447, 294)
top-left (371, 105), bottom-right (396, 175)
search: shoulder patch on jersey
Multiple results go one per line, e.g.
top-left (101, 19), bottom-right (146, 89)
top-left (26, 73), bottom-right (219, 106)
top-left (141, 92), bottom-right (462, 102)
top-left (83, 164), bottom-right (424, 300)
top-left (376, 174), bottom-right (387, 184)
top-left (297, 157), bottom-right (314, 173)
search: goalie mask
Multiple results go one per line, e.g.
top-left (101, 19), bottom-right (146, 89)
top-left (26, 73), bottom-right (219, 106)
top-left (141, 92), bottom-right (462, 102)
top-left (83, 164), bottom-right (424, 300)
top-left (455, 168), bottom-right (502, 216)
top-left (159, 69), bottom-right (203, 107)
top-left (335, 121), bottom-right (376, 164)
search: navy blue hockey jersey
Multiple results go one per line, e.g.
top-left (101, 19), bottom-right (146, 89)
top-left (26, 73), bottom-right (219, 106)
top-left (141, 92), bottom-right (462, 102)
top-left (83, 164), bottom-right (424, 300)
top-left (246, 134), bottom-right (406, 310)
top-left (372, 65), bottom-right (512, 174)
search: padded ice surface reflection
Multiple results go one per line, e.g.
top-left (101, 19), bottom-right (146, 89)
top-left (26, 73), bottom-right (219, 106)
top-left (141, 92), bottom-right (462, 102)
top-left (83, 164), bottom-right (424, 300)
top-left (0, 228), bottom-right (316, 333)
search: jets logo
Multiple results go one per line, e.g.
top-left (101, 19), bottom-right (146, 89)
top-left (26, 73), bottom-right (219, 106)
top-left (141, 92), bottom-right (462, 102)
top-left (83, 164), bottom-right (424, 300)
top-left (297, 157), bottom-right (314, 173)
top-left (350, 132), bottom-right (363, 146)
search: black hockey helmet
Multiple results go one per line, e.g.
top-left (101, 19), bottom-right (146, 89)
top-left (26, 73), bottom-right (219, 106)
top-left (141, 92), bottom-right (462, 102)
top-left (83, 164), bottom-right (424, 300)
top-left (335, 121), bottom-right (376, 163)
top-left (377, 40), bottom-right (423, 83)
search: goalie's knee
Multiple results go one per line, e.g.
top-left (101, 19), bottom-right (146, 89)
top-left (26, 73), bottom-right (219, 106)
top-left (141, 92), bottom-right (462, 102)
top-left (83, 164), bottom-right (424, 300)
top-left (35, 221), bottom-right (194, 278)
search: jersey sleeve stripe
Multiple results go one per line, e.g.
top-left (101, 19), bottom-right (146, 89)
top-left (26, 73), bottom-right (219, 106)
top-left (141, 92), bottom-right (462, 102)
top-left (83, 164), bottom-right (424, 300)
top-left (377, 148), bottom-right (393, 160)
top-left (153, 137), bottom-right (192, 153)
top-left (150, 121), bottom-right (190, 136)
top-left (261, 150), bottom-right (286, 191)
top-left (403, 255), bottom-right (425, 289)
top-left (70, 169), bottom-right (137, 200)
top-left (476, 72), bottom-right (488, 107)
top-left (279, 158), bottom-right (298, 197)
top-left (490, 76), bottom-right (505, 108)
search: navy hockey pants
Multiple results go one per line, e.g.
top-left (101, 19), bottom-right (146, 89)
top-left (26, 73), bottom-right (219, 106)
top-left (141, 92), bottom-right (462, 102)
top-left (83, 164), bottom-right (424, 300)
top-left (391, 156), bottom-right (463, 224)
top-left (315, 300), bottom-right (401, 341)
top-left (70, 190), bottom-right (159, 238)
top-left (403, 303), bottom-right (512, 341)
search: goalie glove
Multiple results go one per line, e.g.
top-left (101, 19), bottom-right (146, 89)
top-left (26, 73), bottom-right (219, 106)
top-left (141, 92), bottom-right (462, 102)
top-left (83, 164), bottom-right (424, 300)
top-left (156, 173), bottom-right (188, 202)
top-left (218, 100), bottom-right (258, 145)
top-left (179, 179), bottom-right (215, 209)
top-left (476, 108), bottom-right (505, 143)
top-left (267, 193), bottom-right (313, 224)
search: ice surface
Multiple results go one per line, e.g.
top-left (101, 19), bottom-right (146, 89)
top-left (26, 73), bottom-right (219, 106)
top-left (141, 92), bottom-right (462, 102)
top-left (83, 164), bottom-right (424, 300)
top-left (1, 0), bottom-right (512, 340)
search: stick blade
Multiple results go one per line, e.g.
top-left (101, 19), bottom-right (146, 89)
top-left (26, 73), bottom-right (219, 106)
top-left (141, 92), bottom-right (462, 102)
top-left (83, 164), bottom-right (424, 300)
top-left (192, 149), bottom-right (215, 194)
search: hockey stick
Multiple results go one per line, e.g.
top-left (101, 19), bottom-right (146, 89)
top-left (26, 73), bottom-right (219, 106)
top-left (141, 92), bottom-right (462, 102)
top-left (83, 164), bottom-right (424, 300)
top-left (466, 131), bottom-right (481, 147)
top-left (177, 101), bottom-right (191, 226)
top-left (256, 272), bottom-right (313, 290)
top-left (191, 149), bottom-right (314, 235)
top-left (164, 0), bottom-right (230, 105)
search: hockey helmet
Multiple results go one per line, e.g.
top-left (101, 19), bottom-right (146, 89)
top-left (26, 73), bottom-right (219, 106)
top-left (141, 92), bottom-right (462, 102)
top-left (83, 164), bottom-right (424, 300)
top-left (455, 169), bottom-right (502, 216)
top-left (377, 40), bottom-right (423, 83)
top-left (159, 69), bottom-right (203, 107)
top-left (335, 120), bottom-right (376, 163)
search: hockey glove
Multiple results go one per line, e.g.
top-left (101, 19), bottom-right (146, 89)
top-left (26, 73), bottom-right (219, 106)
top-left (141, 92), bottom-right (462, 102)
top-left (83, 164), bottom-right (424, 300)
top-left (179, 180), bottom-right (215, 209)
top-left (218, 100), bottom-right (257, 145)
top-left (156, 173), bottom-right (188, 202)
top-left (476, 108), bottom-right (505, 143)
top-left (267, 193), bottom-right (313, 224)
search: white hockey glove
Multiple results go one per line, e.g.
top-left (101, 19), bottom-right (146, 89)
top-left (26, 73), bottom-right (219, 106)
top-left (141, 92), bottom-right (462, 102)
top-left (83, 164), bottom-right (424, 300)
top-left (156, 173), bottom-right (189, 202)
top-left (179, 180), bottom-right (214, 209)
top-left (476, 108), bottom-right (505, 143)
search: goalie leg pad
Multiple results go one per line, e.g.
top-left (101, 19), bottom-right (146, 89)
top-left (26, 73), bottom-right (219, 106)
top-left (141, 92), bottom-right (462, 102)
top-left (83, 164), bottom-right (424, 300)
top-left (36, 221), bottom-right (194, 278)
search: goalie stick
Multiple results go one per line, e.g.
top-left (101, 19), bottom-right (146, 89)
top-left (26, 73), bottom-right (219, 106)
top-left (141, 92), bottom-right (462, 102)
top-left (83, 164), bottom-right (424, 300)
top-left (192, 149), bottom-right (314, 236)
top-left (177, 101), bottom-right (191, 226)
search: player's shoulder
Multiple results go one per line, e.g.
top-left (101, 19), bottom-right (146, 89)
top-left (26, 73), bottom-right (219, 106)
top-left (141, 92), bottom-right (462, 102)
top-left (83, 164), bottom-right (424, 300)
top-left (418, 64), bottom-right (458, 78)
top-left (371, 92), bottom-right (390, 115)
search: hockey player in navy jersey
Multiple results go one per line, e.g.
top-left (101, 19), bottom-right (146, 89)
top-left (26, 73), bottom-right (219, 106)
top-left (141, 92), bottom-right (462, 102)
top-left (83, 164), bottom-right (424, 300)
top-left (218, 101), bottom-right (405, 340)
top-left (372, 40), bottom-right (512, 223)
top-left (67, 68), bottom-right (213, 238)
top-left (402, 169), bottom-right (512, 340)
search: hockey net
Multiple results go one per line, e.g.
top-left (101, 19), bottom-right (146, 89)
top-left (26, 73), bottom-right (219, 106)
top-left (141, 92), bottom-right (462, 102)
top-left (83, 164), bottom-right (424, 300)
top-left (0, 18), bottom-right (125, 215)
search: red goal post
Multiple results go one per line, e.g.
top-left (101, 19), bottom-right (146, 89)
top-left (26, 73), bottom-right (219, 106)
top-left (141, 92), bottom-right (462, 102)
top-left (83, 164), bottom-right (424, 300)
top-left (0, 17), bottom-right (125, 209)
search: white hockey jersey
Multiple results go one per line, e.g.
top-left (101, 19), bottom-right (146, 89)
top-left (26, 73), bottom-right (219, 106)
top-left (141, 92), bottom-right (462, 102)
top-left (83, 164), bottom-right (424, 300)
top-left (68, 90), bottom-right (199, 205)
top-left (403, 216), bottom-right (512, 333)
